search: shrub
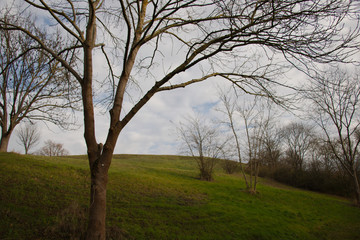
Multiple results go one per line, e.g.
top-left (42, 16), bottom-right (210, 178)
top-left (221, 159), bottom-right (239, 174)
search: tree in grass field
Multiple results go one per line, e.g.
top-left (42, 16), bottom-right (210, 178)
top-left (16, 123), bottom-right (40, 154)
top-left (1, 0), bottom-right (359, 238)
top-left (218, 89), bottom-right (281, 193)
top-left (176, 115), bottom-right (227, 181)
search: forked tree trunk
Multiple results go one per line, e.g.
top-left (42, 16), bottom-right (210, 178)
top-left (81, 2), bottom-right (108, 238)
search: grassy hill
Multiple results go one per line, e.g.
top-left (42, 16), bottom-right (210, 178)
top-left (0, 153), bottom-right (359, 240)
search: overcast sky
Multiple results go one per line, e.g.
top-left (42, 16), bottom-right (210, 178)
top-left (9, 78), bottom-right (223, 155)
top-left (3, 0), bottom-right (359, 156)
top-left (2, 0), bottom-right (222, 155)
top-left (9, 72), bottom-right (297, 156)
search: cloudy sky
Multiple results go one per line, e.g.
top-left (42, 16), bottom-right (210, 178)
top-left (9, 71), bottom-right (297, 156)
top-left (3, 0), bottom-right (223, 155)
top-left (9, 78), bottom-right (223, 155)
top-left (3, 0), bottom-right (359, 156)
top-left (2, 1), bottom-right (252, 155)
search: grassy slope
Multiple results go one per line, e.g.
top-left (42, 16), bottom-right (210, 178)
top-left (0, 153), bottom-right (359, 240)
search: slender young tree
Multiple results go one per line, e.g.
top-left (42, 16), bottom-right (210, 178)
top-left (16, 123), bottom-right (40, 154)
top-left (1, 0), bottom-right (359, 238)
top-left (239, 97), bottom-right (274, 193)
top-left (219, 89), bottom-right (281, 192)
top-left (218, 90), bottom-right (250, 189)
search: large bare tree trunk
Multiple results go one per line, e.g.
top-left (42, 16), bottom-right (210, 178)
top-left (82, 3), bottom-right (112, 237)
top-left (0, 132), bottom-right (11, 152)
top-left (86, 180), bottom-right (107, 239)
top-left (86, 153), bottom-right (110, 240)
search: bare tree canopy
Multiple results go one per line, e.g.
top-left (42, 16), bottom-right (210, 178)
top-left (38, 139), bottom-right (69, 156)
top-left (218, 88), bottom-right (281, 193)
top-left (280, 122), bottom-right (315, 171)
top-left (304, 67), bottom-right (360, 206)
top-left (16, 123), bottom-right (40, 154)
top-left (176, 114), bottom-right (226, 181)
top-left (0, 14), bottom-right (79, 152)
top-left (1, 0), bottom-right (359, 238)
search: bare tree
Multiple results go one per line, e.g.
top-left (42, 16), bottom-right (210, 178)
top-left (0, 13), bottom-right (78, 152)
top-left (177, 115), bottom-right (226, 181)
top-left (307, 138), bottom-right (340, 186)
top-left (38, 139), bottom-right (69, 157)
top-left (219, 89), bottom-right (280, 193)
top-left (240, 98), bottom-right (274, 193)
top-left (304, 67), bottom-right (360, 206)
top-left (16, 123), bottom-right (40, 154)
top-left (1, 0), bottom-right (358, 238)
top-left (259, 122), bottom-right (282, 169)
top-left (218, 90), bottom-right (249, 188)
top-left (280, 122), bottom-right (315, 171)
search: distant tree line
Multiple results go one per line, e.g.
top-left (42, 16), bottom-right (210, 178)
top-left (257, 121), bottom-right (359, 200)
top-left (36, 139), bottom-right (69, 157)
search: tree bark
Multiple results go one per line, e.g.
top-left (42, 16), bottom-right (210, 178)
top-left (0, 132), bottom-right (11, 152)
top-left (86, 153), bottom-right (109, 240)
top-left (82, 2), bottom-right (111, 237)
top-left (352, 166), bottom-right (360, 207)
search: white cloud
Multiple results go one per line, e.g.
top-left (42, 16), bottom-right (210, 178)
top-left (114, 78), bottom-right (222, 155)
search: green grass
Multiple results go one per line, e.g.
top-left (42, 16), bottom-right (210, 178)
top-left (0, 153), bottom-right (359, 239)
